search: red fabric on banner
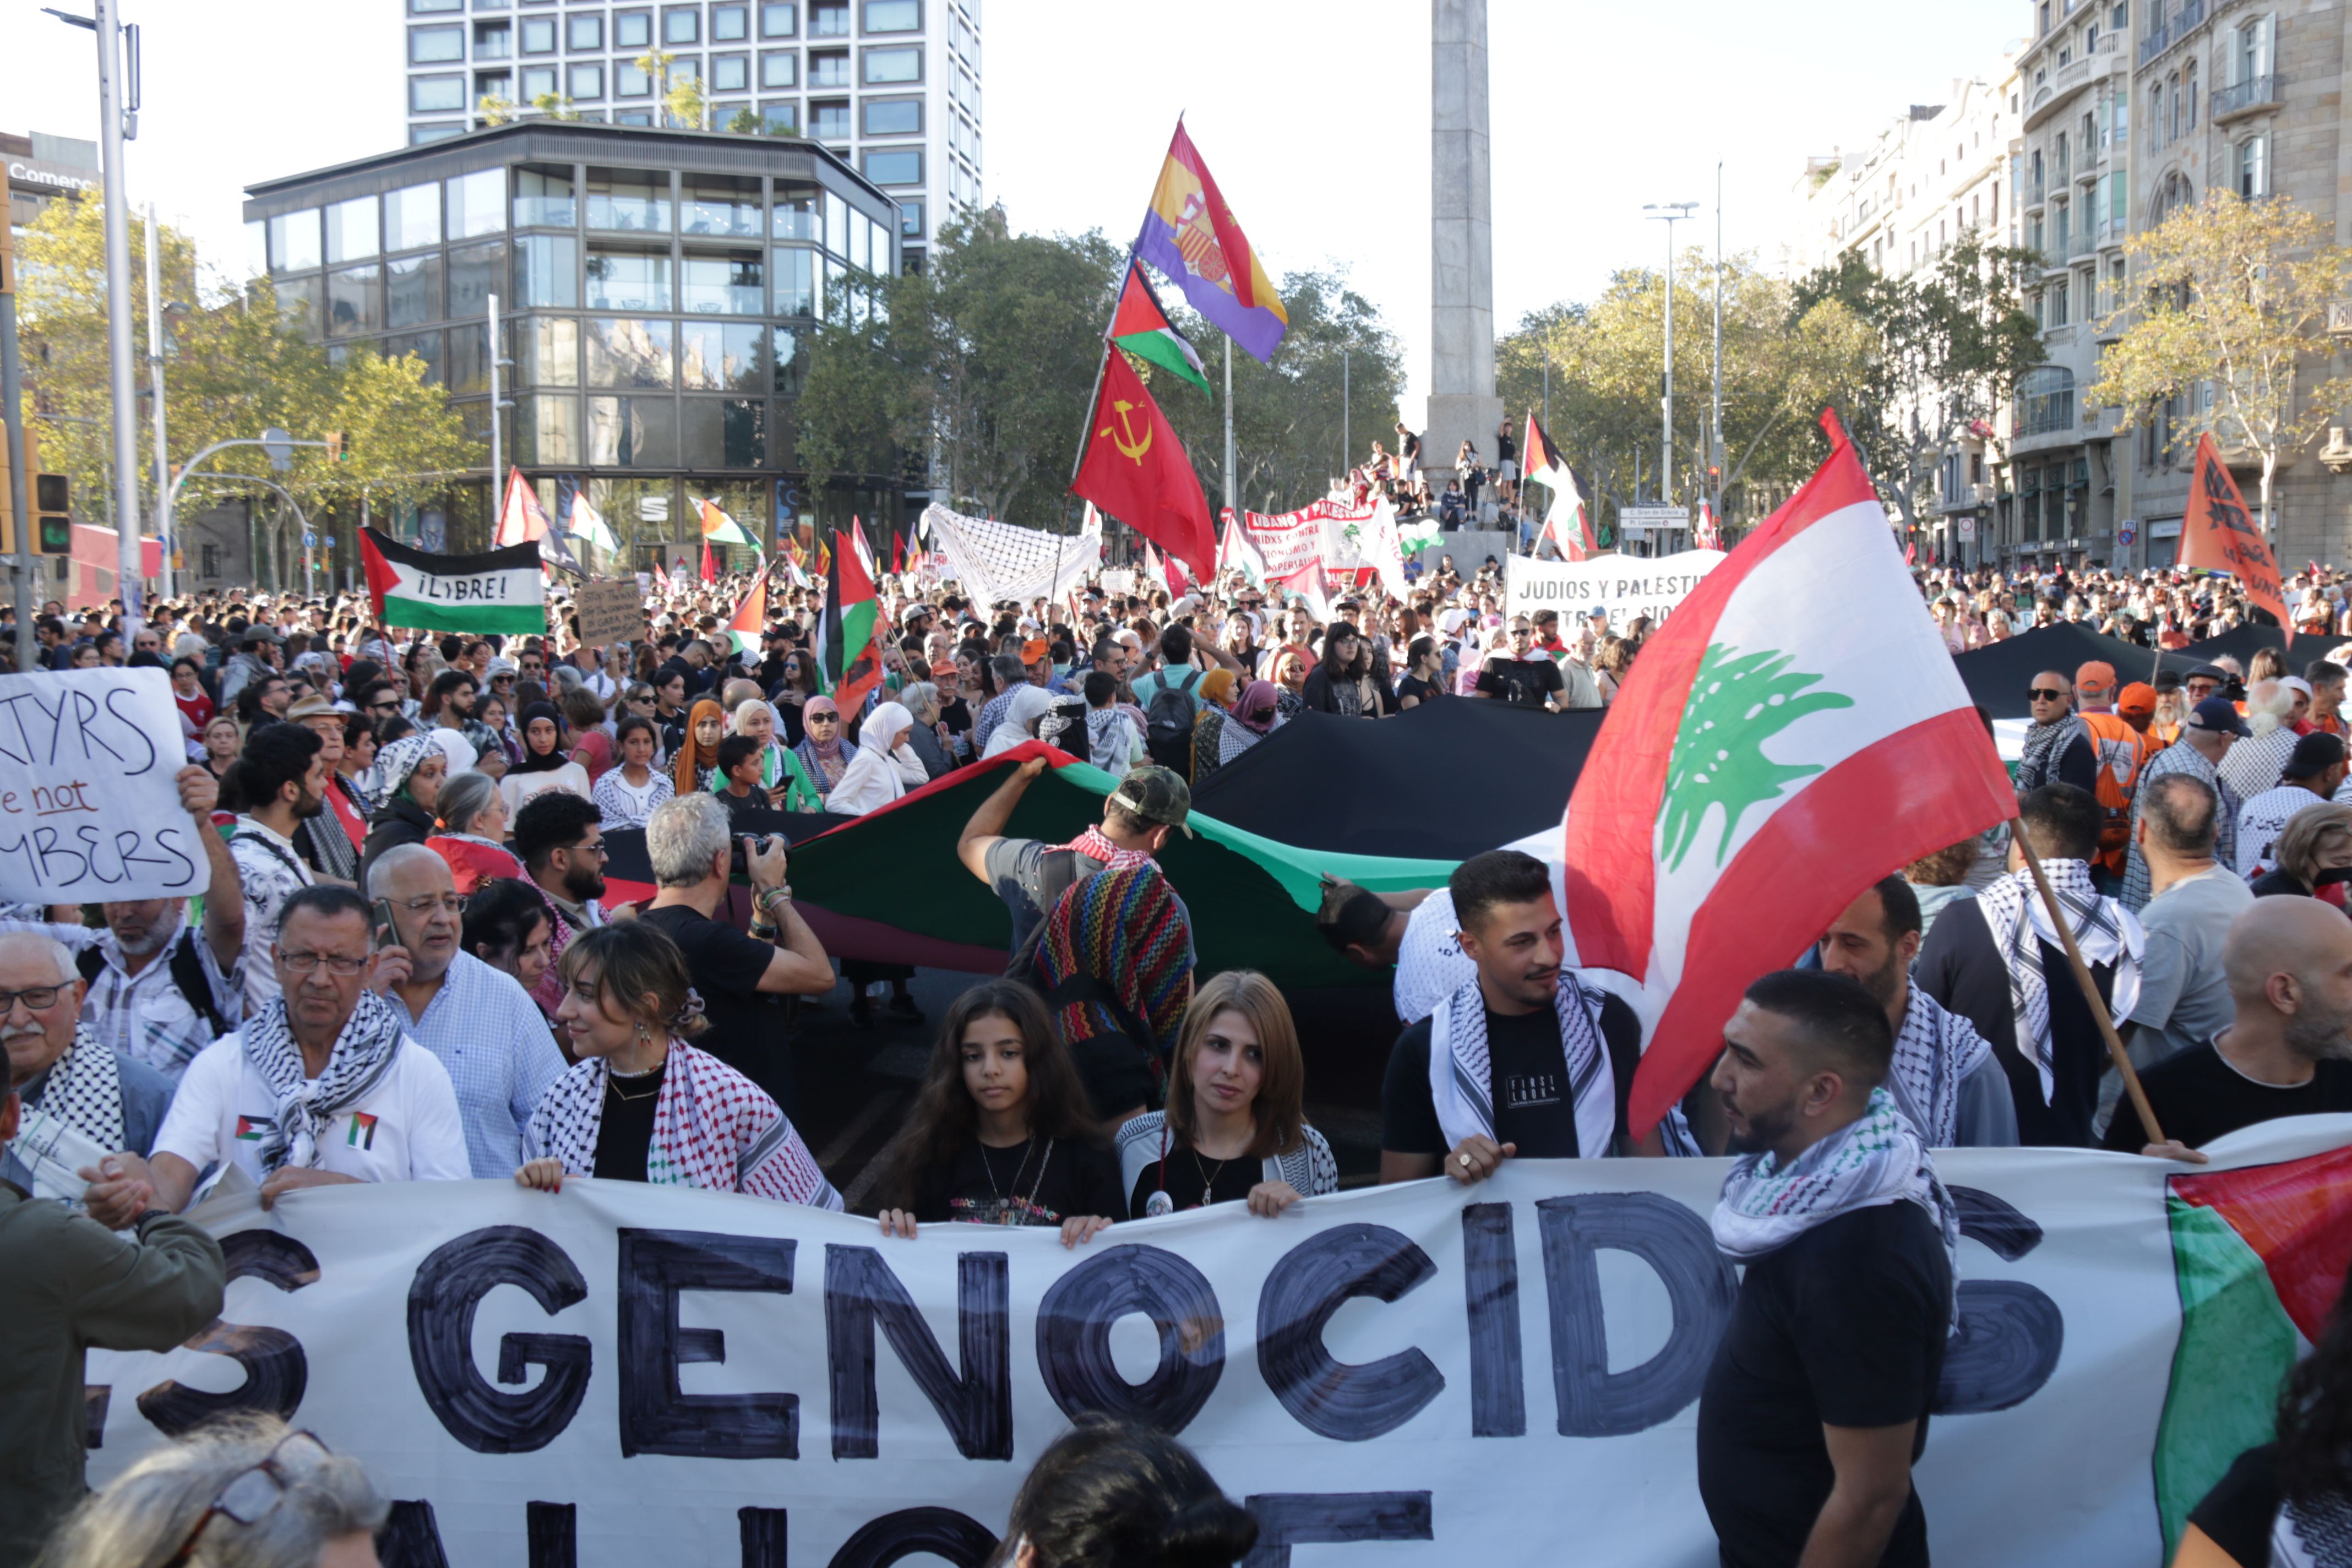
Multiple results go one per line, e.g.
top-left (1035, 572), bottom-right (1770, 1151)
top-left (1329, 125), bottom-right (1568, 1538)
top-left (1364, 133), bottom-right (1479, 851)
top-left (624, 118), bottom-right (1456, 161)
top-left (1071, 348), bottom-right (1216, 580)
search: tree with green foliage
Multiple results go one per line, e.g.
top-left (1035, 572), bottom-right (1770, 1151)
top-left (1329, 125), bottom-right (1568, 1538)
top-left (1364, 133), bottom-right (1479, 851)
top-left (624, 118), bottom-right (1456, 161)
top-left (2086, 192), bottom-right (2352, 536)
top-left (1791, 233), bottom-right (2043, 535)
top-left (530, 92), bottom-right (581, 122)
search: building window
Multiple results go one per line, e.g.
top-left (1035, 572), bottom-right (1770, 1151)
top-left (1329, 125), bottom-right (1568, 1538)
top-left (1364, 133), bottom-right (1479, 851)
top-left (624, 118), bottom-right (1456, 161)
top-left (518, 233), bottom-right (579, 307)
top-left (325, 196), bottom-right (379, 264)
top-left (411, 122), bottom-right (465, 145)
top-left (585, 317), bottom-right (676, 385)
top-left (616, 59), bottom-right (654, 96)
top-left (711, 52), bottom-right (749, 91)
top-left (810, 0), bottom-right (848, 34)
top-left (521, 316), bottom-right (580, 386)
top-left (772, 189), bottom-right (817, 240)
top-left (409, 24), bottom-right (465, 61)
top-left (410, 0), bottom-right (462, 10)
top-left (586, 248), bottom-right (673, 309)
top-left (771, 246), bottom-right (813, 312)
top-left (663, 4), bottom-right (699, 41)
top-left (615, 8), bottom-right (651, 46)
top-left (810, 48), bottom-right (849, 87)
top-left (273, 275), bottom-right (322, 338)
top-left (679, 320), bottom-right (773, 390)
top-left (2017, 365), bottom-right (2076, 434)
top-left (760, 1), bottom-right (796, 35)
top-left (447, 169), bottom-right (507, 239)
top-left (269, 210), bottom-right (322, 275)
top-left (864, 0), bottom-right (917, 29)
top-left (614, 108), bottom-right (656, 125)
top-left (327, 265), bottom-right (381, 337)
top-left (897, 199), bottom-right (922, 238)
top-left (760, 49), bottom-right (797, 86)
top-left (2236, 17), bottom-right (2273, 86)
top-left (682, 398), bottom-right (767, 466)
top-left (862, 95), bottom-right (919, 134)
top-left (587, 397), bottom-right (677, 466)
top-left (475, 20), bottom-right (512, 56)
top-left (683, 175), bottom-right (763, 236)
top-left (682, 252), bottom-right (764, 313)
top-left (448, 238), bottom-right (509, 320)
top-left (386, 183), bottom-right (442, 250)
top-left (760, 100), bottom-right (799, 134)
top-left (713, 2), bottom-right (748, 38)
top-left (516, 395), bottom-right (582, 465)
top-left (570, 62), bottom-right (606, 99)
top-left (568, 11), bottom-right (602, 47)
top-left (663, 53), bottom-right (701, 92)
top-left (411, 73), bottom-right (467, 112)
top-left (863, 148), bottom-right (921, 186)
top-left (586, 170), bottom-right (670, 231)
top-left (520, 64), bottom-right (559, 99)
top-left (862, 44), bottom-right (918, 83)
top-left (2238, 134), bottom-right (2270, 198)
top-left (386, 253), bottom-right (442, 327)
top-left (2184, 61), bottom-right (2197, 128)
top-left (521, 15), bottom-right (557, 50)
top-left (475, 68), bottom-right (515, 106)
top-left (809, 98), bottom-right (848, 138)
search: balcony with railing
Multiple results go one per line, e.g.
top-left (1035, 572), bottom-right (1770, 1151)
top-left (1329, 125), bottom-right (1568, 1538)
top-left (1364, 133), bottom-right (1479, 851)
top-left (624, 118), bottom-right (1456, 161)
top-left (2139, 0), bottom-right (2206, 64)
top-left (2212, 73), bottom-right (2281, 122)
top-left (2016, 367), bottom-right (2079, 439)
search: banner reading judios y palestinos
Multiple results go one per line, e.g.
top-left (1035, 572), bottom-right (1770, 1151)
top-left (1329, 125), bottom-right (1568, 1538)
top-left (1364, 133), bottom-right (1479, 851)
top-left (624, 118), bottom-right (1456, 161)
top-left (1505, 548), bottom-right (1727, 637)
top-left (2180, 429), bottom-right (2291, 641)
top-left (83, 1119), bottom-right (2352, 1566)
top-left (360, 529), bottom-right (546, 635)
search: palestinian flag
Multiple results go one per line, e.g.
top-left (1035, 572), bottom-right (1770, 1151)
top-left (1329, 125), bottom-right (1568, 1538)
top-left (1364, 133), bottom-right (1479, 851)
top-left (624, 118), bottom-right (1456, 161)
top-left (724, 576), bottom-right (766, 656)
top-left (698, 496), bottom-right (754, 548)
top-left (1558, 415), bottom-right (2016, 1134)
top-left (567, 484), bottom-right (618, 552)
top-left (1524, 413), bottom-right (1594, 562)
top-left (359, 527), bottom-right (545, 635)
top-left (820, 529), bottom-right (885, 716)
top-left (651, 558), bottom-right (671, 593)
top-left (2154, 1144), bottom-right (2352, 1555)
top-left (1108, 260), bottom-right (1210, 394)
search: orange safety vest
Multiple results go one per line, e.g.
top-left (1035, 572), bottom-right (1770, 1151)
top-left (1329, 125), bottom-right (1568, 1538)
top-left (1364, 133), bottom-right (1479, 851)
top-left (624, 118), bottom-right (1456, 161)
top-left (2079, 711), bottom-right (2153, 874)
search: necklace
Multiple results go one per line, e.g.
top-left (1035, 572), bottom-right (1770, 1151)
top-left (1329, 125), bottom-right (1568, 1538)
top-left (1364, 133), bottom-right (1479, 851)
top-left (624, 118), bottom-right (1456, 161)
top-left (606, 1062), bottom-right (662, 1102)
top-left (981, 1136), bottom-right (1054, 1223)
top-left (1189, 1146), bottom-right (1232, 1200)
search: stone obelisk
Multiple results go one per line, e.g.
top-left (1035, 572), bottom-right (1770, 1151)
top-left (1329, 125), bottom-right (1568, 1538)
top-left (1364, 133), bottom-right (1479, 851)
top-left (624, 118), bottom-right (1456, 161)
top-left (1427, 0), bottom-right (1502, 489)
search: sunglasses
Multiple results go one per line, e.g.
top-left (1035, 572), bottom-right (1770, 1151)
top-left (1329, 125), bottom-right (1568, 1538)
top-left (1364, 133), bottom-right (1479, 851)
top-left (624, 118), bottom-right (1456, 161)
top-left (2028, 687), bottom-right (2066, 701)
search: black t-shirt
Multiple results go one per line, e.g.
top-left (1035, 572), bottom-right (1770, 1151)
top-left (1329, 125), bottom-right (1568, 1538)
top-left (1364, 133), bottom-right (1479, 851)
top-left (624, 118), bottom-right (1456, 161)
top-left (1397, 673), bottom-right (1444, 706)
top-left (636, 904), bottom-right (794, 1116)
top-left (2187, 1444), bottom-right (2279, 1568)
top-left (1129, 1148), bottom-right (1260, 1216)
top-left (592, 1061), bottom-right (664, 1182)
top-left (913, 1134), bottom-right (1128, 1227)
top-left (1476, 656), bottom-right (1564, 710)
top-left (2101, 1042), bottom-right (2352, 1151)
top-left (1381, 994), bottom-right (1643, 1159)
top-left (1914, 895), bottom-right (2115, 1147)
top-left (1696, 1202), bottom-right (1953, 1568)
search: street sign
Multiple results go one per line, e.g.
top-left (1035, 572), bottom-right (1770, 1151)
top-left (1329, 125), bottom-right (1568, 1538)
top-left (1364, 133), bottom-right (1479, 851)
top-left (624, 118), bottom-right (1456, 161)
top-left (261, 427), bottom-right (293, 473)
top-left (1617, 506), bottom-right (1690, 533)
top-left (302, 531), bottom-right (316, 548)
top-left (1957, 516), bottom-right (1977, 542)
top-left (320, 533), bottom-right (333, 552)
top-left (2118, 521), bottom-right (2137, 546)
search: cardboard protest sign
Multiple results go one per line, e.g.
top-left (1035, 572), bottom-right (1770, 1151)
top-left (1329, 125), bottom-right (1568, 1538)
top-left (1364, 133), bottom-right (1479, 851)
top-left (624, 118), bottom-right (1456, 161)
top-left (573, 578), bottom-right (648, 647)
top-left (2181, 432), bottom-right (2290, 641)
top-left (0, 668), bottom-right (209, 904)
top-left (1505, 548), bottom-right (1727, 635)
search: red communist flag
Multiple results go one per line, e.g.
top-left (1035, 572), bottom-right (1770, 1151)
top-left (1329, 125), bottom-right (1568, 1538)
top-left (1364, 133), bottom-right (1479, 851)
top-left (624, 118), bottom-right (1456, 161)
top-left (1071, 348), bottom-right (1216, 582)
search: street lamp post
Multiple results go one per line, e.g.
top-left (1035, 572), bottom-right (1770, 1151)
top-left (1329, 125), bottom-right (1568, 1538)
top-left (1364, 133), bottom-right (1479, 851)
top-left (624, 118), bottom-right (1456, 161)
top-left (144, 201), bottom-right (178, 602)
top-left (1712, 163), bottom-right (1725, 538)
top-left (1643, 200), bottom-right (1697, 516)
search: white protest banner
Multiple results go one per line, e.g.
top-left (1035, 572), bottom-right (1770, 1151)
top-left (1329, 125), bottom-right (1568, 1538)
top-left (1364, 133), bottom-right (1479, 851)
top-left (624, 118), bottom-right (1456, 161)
top-left (1222, 500), bottom-right (1352, 582)
top-left (86, 1119), bottom-right (2352, 1568)
top-left (0, 668), bottom-right (208, 903)
top-left (1506, 548), bottom-right (1727, 636)
top-left (923, 504), bottom-right (1100, 611)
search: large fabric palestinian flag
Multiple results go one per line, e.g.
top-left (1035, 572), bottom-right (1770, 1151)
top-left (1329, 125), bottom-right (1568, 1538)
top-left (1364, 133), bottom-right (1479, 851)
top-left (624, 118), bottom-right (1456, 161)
top-left (358, 528), bottom-right (545, 635)
top-left (1109, 260), bottom-right (1210, 394)
top-left (1560, 415), bottom-right (2017, 1134)
top-left (1524, 413), bottom-right (1594, 561)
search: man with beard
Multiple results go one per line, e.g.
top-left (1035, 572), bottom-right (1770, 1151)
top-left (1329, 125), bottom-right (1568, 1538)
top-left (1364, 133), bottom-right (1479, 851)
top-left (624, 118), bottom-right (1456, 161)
top-left (510, 791), bottom-right (635, 1018)
top-left (224, 724), bottom-right (326, 1014)
top-left (1697, 969), bottom-right (1957, 1568)
top-left (1816, 876), bottom-right (2017, 1147)
top-left (2103, 896), bottom-right (2352, 1156)
top-left (0, 933), bottom-right (177, 1201)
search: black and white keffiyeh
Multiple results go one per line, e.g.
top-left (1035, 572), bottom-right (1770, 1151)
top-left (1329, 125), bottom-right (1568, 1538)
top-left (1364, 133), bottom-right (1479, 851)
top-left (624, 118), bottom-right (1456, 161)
top-left (25, 1024), bottom-right (126, 1153)
top-left (1713, 1086), bottom-right (1961, 1320)
top-left (2015, 713), bottom-right (2084, 797)
top-left (1890, 987), bottom-right (1993, 1148)
top-left (1428, 970), bottom-right (1616, 1159)
top-left (923, 502), bottom-right (1101, 611)
top-left (238, 989), bottom-right (409, 1174)
top-left (1973, 861), bottom-right (2142, 1105)
top-left (2275, 1491), bottom-right (2352, 1568)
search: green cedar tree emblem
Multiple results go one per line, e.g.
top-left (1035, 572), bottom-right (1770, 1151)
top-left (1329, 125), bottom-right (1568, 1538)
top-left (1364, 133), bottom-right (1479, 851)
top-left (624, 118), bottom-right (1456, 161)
top-left (1657, 643), bottom-right (1854, 871)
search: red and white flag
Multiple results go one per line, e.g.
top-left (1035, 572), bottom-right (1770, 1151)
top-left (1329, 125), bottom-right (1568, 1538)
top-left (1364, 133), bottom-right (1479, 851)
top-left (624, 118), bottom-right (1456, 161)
top-left (1559, 416), bottom-right (2015, 1134)
top-left (494, 467), bottom-right (551, 548)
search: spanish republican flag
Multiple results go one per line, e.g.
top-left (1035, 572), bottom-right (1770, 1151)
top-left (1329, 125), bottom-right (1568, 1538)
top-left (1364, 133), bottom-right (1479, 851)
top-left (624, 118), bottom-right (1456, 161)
top-left (1071, 347), bottom-right (1216, 582)
top-left (1133, 118), bottom-right (1287, 364)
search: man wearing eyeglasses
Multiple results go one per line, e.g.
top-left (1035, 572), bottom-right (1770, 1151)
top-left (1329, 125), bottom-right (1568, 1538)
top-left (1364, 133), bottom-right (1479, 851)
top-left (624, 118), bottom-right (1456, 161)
top-left (2014, 669), bottom-right (2097, 798)
top-left (366, 845), bottom-right (565, 1179)
top-left (96, 884), bottom-right (467, 1224)
top-left (0, 933), bottom-right (178, 1205)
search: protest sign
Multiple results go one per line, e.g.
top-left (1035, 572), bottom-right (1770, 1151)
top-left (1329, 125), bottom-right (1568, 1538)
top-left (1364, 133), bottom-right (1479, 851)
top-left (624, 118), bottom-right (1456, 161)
top-left (1098, 568), bottom-right (1135, 595)
top-left (0, 668), bottom-right (209, 904)
top-left (574, 578), bottom-right (648, 647)
top-left (1506, 548), bottom-right (1727, 635)
top-left (85, 1119), bottom-right (2352, 1567)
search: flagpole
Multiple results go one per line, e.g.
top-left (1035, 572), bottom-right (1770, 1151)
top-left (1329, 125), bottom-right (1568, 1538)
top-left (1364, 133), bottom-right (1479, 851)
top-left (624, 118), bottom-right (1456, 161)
top-left (1069, 336), bottom-right (1114, 488)
top-left (2009, 816), bottom-right (2166, 1146)
top-left (1222, 337), bottom-right (1236, 516)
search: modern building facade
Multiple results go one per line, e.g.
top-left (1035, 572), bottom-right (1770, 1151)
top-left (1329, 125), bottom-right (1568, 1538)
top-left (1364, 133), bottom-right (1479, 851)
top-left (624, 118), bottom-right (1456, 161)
top-left (4, 130), bottom-right (99, 243)
top-left (242, 121), bottom-right (902, 569)
top-left (399, 0), bottom-right (977, 276)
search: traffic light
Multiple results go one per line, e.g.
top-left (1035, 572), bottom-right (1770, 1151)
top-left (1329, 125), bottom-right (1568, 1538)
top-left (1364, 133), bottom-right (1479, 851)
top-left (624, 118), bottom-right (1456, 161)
top-left (34, 472), bottom-right (70, 555)
top-left (325, 430), bottom-right (350, 461)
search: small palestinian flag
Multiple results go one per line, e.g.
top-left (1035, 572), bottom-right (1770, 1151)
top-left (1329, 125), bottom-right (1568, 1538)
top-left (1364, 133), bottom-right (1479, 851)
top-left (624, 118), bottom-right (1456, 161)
top-left (819, 529), bottom-right (885, 717)
top-left (345, 1113), bottom-right (380, 1151)
top-left (724, 576), bottom-right (766, 656)
top-left (234, 1115), bottom-right (274, 1141)
top-left (1523, 412), bottom-right (1594, 562)
top-left (1108, 260), bottom-right (1210, 395)
top-left (360, 528), bottom-right (546, 636)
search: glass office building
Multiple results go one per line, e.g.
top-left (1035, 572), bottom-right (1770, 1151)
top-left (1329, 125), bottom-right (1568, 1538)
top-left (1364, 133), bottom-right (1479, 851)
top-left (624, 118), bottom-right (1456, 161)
top-left (243, 121), bottom-right (902, 564)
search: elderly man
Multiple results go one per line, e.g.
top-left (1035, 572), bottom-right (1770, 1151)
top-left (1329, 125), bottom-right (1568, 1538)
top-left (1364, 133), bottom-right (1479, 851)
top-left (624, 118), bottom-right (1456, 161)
top-left (0, 933), bottom-right (177, 1202)
top-left (368, 843), bottom-right (566, 1178)
top-left (86, 885), bottom-right (468, 1220)
top-left (2123, 698), bottom-right (2247, 911)
top-left (286, 693), bottom-right (364, 884)
top-left (640, 792), bottom-right (833, 1117)
top-left (2218, 678), bottom-right (2300, 805)
top-left (2015, 669), bottom-right (2095, 796)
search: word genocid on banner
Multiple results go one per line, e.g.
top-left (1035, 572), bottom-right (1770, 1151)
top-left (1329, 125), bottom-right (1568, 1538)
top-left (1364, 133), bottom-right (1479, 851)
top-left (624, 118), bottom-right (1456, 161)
top-left (0, 669), bottom-right (208, 903)
top-left (85, 1120), bottom-right (2352, 1568)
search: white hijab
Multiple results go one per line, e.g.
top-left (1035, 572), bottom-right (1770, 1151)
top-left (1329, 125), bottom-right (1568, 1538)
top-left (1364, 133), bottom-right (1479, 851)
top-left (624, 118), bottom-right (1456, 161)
top-left (827, 702), bottom-right (923, 815)
top-left (981, 685), bottom-right (1055, 760)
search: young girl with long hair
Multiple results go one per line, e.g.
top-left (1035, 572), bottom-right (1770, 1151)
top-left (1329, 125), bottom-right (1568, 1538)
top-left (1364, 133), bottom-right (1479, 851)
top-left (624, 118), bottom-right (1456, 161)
top-left (877, 981), bottom-right (1124, 1246)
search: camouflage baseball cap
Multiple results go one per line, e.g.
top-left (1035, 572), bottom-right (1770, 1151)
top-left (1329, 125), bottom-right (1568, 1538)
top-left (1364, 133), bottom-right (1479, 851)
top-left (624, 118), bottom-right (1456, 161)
top-left (1110, 765), bottom-right (1193, 836)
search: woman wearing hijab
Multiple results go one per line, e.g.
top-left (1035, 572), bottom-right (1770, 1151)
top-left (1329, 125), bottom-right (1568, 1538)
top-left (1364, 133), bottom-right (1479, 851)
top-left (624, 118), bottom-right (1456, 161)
top-left (499, 700), bottom-right (594, 816)
top-left (1189, 668), bottom-right (1240, 783)
top-left (673, 697), bottom-right (727, 797)
top-left (981, 684), bottom-right (1055, 760)
top-left (358, 733), bottom-right (448, 895)
top-left (1211, 679), bottom-right (1282, 774)
top-left (718, 696), bottom-right (824, 812)
top-left (794, 695), bottom-right (854, 796)
top-left (829, 701), bottom-right (929, 815)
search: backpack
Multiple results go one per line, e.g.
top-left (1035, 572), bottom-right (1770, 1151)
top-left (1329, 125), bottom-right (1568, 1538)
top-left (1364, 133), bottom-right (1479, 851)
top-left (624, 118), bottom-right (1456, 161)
top-left (1143, 667), bottom-right (1201, 776)
top-left (78, 928), bottom-right (233, 1044)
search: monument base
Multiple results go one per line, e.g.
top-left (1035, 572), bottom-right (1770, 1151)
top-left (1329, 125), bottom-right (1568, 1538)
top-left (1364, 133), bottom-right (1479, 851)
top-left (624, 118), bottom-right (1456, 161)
top-left (1421, 392), bottom-right (1506, 492)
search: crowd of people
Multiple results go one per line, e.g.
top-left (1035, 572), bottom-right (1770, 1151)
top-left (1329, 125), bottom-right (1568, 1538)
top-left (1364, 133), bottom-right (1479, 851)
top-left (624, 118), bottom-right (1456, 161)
top-left (3, 532), bottom-right (2350, 1568)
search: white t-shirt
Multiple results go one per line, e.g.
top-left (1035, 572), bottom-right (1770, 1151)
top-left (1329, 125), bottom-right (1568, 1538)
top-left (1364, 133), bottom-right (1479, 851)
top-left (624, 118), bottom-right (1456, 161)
top-left (154, 1030), bottom-right (471, 1190)
top-left (1393, 886), bottom-right (1477, 1026)
top-left (499, 762), bottom-right (593, 818)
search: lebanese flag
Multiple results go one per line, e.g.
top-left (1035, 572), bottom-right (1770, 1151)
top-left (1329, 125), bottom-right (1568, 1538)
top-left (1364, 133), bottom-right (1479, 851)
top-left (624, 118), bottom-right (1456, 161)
top-left (1560, 415), bottom-right (2015, 1135)
top-left (1071, 346), bottom-right (1217, 582)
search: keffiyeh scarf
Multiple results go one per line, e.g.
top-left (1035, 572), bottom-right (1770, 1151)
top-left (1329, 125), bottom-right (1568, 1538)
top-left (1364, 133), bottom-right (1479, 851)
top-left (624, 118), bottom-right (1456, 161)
top-left (2015, 714), bottom-right (2085, 797)
top-left (1713, 1087), bottom-right (1961, 1319)
top-left (1890, 987), bottom-right (1994, 1148)
top-left (238, 989), bottom-right (409, 1174)
top-left (1061, 824), bottom-right (1154, 875)
top-left (1084, 708), bottom-right (1134, 774)
top-left (524, 1038), bottom-right (840, 1207)
top-left (369, 734), bottom-right (437, 815)
top-left (26, 1025), bottom-right (126, 1153)
top-left (2275, 1492), bottom-right (2352, 1568)
top-left (1974, 861), bottom-right (2143, 1104)
top-left (1428, 971), bottom-right (1617, 1159)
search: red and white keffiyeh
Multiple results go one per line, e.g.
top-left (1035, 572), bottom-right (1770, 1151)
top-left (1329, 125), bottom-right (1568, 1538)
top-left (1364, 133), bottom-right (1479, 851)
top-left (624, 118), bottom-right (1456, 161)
top-left (525, 1038), bottom-right (841, 1208)
top-left (1061, 824), bottom-right (1153, 874)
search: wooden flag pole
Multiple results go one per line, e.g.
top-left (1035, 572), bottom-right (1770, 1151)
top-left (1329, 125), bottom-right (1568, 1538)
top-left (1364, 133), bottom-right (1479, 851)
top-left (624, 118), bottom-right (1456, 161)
top-left (2008, 817), bottom-right (2166, 1146)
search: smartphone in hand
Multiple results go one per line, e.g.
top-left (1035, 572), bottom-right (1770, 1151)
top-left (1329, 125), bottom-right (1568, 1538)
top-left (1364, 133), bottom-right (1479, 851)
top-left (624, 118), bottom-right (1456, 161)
top-left (371, 897), bottom-right (401, 950)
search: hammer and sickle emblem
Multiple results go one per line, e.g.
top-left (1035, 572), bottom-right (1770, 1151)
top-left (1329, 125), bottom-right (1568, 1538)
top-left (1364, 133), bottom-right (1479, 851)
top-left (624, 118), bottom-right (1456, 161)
top-left (1099, 399), bottom-right (1152, 464)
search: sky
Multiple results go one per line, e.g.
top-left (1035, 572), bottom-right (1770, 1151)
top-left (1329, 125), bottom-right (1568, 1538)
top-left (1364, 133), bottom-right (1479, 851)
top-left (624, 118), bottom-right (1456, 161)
top-left (7, 0), bottom-right (2024, 408)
